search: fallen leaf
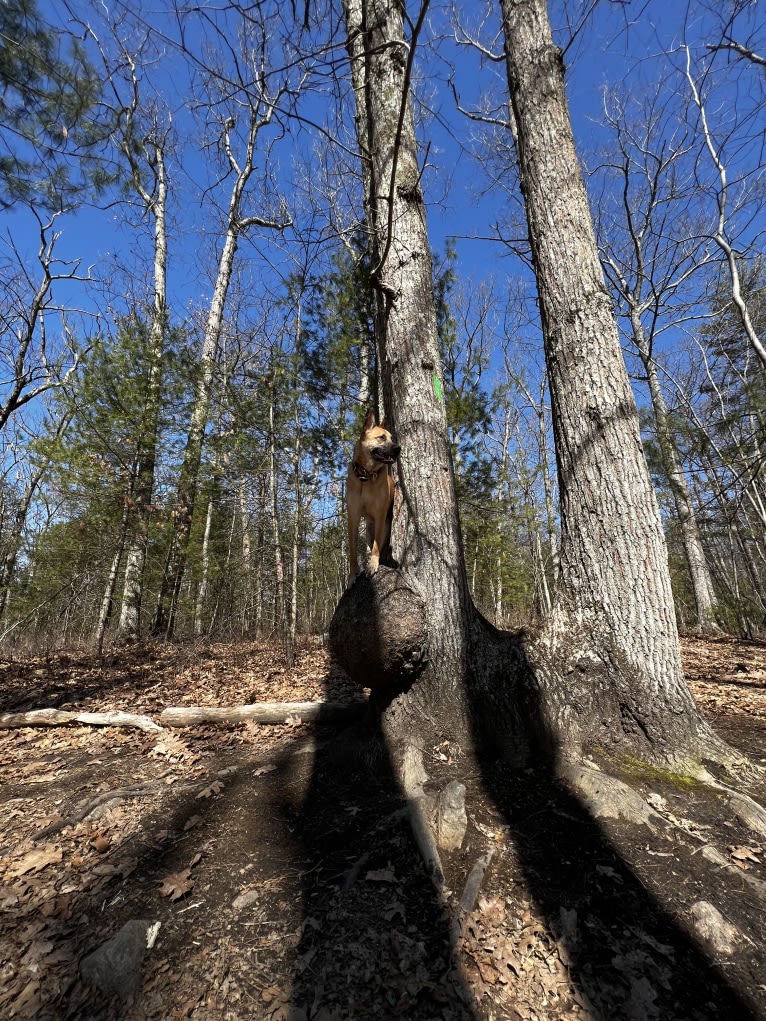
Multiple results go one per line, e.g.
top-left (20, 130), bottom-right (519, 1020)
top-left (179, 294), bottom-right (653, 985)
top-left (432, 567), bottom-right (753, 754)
top-left (254, 764), bottom-right (277, 777)
top-left (92, 862), bottom-right (121, 877)
top-left (40, 895), bottom-right (73, 919)
top-left (183, 815), bottom-right (202, 832)
top-left (8, 845), bottom-right (63, 878)
top-left (729, 845), bottom-right (761, 868)
top-left (196, 780), bottom-right (224, 799)
top-left (159, 869), bottom-right (194, 901)
top-left (11, 978), bottom-right (40, 1015)
top-left (261, 984), bottom-right (287, 1004)
top-left (477, 895), bottom-right (505, 925)
top-left (90, 835), bottom-right (111, 853)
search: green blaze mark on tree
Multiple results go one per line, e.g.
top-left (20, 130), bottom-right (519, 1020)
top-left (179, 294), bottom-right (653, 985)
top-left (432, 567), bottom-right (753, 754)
top-left (432, 375), bottom-right (443, 401)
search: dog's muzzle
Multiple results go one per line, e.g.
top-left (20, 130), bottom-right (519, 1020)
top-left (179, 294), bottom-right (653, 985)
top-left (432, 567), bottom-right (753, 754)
top-left (372, 444), bottom-right (401, 465)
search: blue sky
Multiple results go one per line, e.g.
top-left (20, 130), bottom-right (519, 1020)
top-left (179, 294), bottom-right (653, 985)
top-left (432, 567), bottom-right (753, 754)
top-left (5, 0), bottom-right (766, 408)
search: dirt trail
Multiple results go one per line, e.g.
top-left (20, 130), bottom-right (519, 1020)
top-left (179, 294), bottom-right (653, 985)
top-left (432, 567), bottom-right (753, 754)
top-left (0, 635), bottom-right (764, 1019)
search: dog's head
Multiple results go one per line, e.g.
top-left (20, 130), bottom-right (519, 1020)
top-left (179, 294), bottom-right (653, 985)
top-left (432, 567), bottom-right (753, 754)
top-left (359, 410), bottom-right (401, 466)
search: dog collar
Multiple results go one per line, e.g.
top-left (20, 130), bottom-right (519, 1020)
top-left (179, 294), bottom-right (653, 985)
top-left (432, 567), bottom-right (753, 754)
top-left (352, 460), bottom-right (378, 482)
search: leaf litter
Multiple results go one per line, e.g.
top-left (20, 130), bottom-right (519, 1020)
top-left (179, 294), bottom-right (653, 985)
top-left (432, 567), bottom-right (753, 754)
top-left (0, 636), bottom-right (763, 1018)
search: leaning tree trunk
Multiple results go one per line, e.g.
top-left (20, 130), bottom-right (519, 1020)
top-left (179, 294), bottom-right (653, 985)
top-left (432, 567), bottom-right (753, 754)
top-left (150, 228), bottom-right (233, 639)
top-left (95, 497), bottom-right (132, 654)
top-left (499, 0), bottom-right (726, 765)
top-left (341, 0), bottom-right (477, 744)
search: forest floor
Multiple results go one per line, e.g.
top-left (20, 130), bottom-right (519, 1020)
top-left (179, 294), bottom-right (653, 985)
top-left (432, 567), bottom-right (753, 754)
top-left (0, 633), bottom-right (765, 1020)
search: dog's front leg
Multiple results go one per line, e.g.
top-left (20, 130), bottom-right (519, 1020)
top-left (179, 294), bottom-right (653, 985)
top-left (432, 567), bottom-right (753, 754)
top-left (347, 505), bottom-right (361, 586)
top-left (368, 514), bottom-right (386, 575)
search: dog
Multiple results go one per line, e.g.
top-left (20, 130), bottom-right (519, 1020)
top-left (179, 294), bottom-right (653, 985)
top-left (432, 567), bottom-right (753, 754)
top-left (347, 410), bottom-right (400, 585)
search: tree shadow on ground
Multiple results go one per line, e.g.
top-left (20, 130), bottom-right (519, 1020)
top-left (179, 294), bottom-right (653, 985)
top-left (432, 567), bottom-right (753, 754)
top-left (469, 630), bottom-right (765, 1020)
top-left (281, 703), bottom-right (476, 1020)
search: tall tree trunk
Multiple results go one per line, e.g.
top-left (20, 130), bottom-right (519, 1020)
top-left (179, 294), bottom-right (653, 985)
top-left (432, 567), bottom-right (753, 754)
top-left (151, 105), bottom-right (288, 639)
top-left (290, 432), bottom-right (301, 657)
top-left (95, 498), bottom-right (131, 654)
top-left (626, 311), bottom-right (720, 631)
top-left (499, 0), bottom-right (726, 763)
top-left (117, 140), bottom-right (169, 643)
top-left (342, 0), bottom-right (476, 745)
top-left (193, 488), bottom-right (215, 637)
top-left (150, 228), bottom-right (233, 638)
top-left (238, 477), bottom-right (252, 637)
top-left (267, 373), bottom-right (291, 665)
top-left (254, 473), bottom-right (265, 638)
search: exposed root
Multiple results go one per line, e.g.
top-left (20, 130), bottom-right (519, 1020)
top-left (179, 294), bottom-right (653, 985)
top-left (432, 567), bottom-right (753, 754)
top-left (398, 740), bottom-right (445, 890)
top-left (34, 768), bottom-right (175, 841)
top-left (451, 849), bottom-right (495, 941)
top-left (558, 761), bottom-right (671, 834)
top-left (697, 844), bottom-right (766, 902)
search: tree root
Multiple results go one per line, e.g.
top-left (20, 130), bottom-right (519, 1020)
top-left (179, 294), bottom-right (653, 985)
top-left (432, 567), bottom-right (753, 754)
top-left (34, 768), bottom-right (176, 840)
top-left (33, 765), bottom-right (237, 842)
top-left (451, 849), bottom-right (495, 941)
top-left (398, 741), bottom-right (445, 890)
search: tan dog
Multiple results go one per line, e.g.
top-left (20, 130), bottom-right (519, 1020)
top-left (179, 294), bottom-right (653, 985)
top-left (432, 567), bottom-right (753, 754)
top-left (347, 411), bottom-right (400, 585)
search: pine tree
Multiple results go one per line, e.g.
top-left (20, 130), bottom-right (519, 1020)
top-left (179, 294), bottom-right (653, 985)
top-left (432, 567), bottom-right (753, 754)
top-left (0, 0), bottom-right (114, 210)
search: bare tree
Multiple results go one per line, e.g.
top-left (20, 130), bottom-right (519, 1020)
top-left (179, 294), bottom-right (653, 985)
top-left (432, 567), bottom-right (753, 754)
top-left (0, 213), bottom-right (88, 435)
top-left (496, 0), bottom-right (728, 759)
top-left (683, 43), bottom-right (766, 372)
top-left (151, 6), bottom-right (295, 638)
top-left (339, 0), bottom-right (478, 752)
top-left (595, 85), bottom-right (721, 630)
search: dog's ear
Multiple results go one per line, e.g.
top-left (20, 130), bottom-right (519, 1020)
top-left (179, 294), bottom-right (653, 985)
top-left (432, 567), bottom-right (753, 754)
top-left (362, 409), bottom-right (375, 432)
top-left (380, 416), bottom-right (388, 430)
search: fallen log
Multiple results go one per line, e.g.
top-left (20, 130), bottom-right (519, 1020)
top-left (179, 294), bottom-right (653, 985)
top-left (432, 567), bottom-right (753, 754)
top-left (0, 701), bottom-right (367, 733)
top-left (0, 707), bottom-right (162, 733)
top-left (159, 700), bottom-right (367, 728)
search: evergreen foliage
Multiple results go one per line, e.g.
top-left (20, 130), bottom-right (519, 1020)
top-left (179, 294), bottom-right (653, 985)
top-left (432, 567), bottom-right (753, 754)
top-left (0, 0), bottom-right (115, 211)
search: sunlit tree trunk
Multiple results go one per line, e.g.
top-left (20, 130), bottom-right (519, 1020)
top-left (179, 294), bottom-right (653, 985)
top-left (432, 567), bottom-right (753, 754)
top-left (151, 89), bottom-right (289, 638)
top-left (238, 477), bottom-right (252, 637)
top-left (95, 498), bottom-right (131, 654)
top-left (193, 488), bottom-right (215, 637)
top-left (343, 0), bottom-right (475, 744)
top-left (499, 0), bottom-right (726, 761)
top-left (118, 138), bottom-right (168, 642)
top-left (267, 371), bottom-right (291, 664)
top-left (635, 319), bottom-right (720, 631)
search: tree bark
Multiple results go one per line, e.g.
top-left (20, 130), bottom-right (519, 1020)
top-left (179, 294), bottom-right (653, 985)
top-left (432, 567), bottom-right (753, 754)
top-left (151, 89), bottom-right (289, 639)
top-left (341, 0), bottom-right (477, 746)
top-left (94, 495), bottom-right (131, 653)
top-left (193, 486), bottom-right (215, 637)
top-left (635, 318), bottom-right (720, 631)
top-left (499, 0), bottom-right (726, 763)
top-left (117, 138), bottom-right (169, 643)
top-left (159, 701), bottom-right (365, 728)
top-left (0, 707), bottom-right (161, 732)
